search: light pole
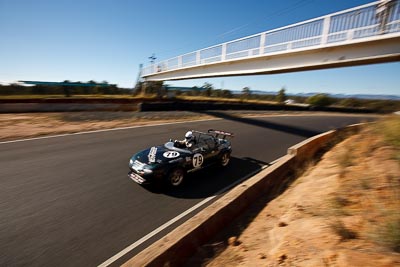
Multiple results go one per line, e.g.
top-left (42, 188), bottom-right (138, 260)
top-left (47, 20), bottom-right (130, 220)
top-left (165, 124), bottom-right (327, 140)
top-left (144, 54), bottom-right (157, 95)
top-left (148, 53), bottom-right (156, 65)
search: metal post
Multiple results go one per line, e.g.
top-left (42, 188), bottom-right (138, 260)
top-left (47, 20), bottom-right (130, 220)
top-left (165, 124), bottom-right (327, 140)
top-left (149, 53), bottom-right (156, 74)
top-left (221, 43), bottom-right (227, 61)
top-left (196, 51), bottom-right (200, 65)
top-left (260, 33), bottom-right (266, 54)
top-left (321, 16), bottom-right (331, 45)
top-left (178, 56), bottom-right (182, 68)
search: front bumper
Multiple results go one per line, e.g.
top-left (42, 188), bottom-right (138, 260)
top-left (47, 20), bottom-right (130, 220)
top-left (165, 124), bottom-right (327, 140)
top-left (128, 171), bottom-right (147, 184)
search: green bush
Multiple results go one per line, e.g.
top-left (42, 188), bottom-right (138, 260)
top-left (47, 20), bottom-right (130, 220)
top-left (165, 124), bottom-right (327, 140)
top-left (374, 116), bottom-right (400, 149)
top-left (375, 216), bottom-right (400, 252)
top-left (306, 94), bottom-right (335, 107)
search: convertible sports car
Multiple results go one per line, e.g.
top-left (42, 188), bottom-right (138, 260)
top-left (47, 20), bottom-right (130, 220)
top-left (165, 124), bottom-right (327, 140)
top-left (128, 129), bottom-right (233, 187)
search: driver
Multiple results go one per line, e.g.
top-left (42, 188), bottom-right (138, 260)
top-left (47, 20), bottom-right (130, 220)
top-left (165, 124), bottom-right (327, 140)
top-left (175, 131), bottom-right (196, 148)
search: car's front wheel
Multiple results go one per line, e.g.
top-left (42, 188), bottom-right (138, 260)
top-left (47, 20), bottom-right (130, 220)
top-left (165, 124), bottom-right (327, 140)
top-left (220, 152), bottom-right (231, 167)
top-left (167, 168), bottom-right (185, 187)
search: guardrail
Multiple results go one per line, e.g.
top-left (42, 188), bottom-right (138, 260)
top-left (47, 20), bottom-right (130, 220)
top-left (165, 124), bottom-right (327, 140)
top-left (122, 123), bottom-right (365, 266)
top-left (142, 1), bottom-right (400, 77)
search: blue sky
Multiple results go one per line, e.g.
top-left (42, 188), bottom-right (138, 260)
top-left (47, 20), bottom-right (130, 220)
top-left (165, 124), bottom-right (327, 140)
top-left (0, 0), bottom-right (399, 95)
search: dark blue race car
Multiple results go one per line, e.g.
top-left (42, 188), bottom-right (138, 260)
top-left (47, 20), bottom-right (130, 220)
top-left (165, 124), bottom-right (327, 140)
top-left (128, 129), bottom-right (233, 187)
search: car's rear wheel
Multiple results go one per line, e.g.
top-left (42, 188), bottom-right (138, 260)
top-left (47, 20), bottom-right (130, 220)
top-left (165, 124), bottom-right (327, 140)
top-left (168, 168), bottom-right (185, 187)
top-left (220, 152), bottom-right (231, 167)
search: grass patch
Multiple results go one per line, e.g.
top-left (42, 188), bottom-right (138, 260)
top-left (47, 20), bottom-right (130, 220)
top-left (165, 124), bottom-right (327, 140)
top-left (359, 177), bottom-right (372, 190)
top-left (373, 215), bottom-right (400, 252)
top-left (333, 196), bottom-right (351, 207)
top-left (338, 149), bottom-right (353, 168)
top-left (374, 116), bottom-right (400, 149)
top-left (331, 117), bottom-right (400, 252)
top-left (56, 111), bottom-right (138, 122)
top-left (330, 220), bottom-right (357, 240)
top-left (329, 196), bottom-right (352, 216)
top-left (392, 151), bottom-right (400, 162)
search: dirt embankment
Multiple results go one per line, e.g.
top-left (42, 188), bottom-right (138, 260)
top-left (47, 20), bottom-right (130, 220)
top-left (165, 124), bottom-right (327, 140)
top-left (189, 117), bottom-right (400, 267)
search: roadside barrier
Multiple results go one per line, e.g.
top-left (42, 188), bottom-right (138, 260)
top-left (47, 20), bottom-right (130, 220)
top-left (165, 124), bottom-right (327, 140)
top-left (0, 99), bottom-right (375, 113)
top-left (122, 123), bottom-right (364, 267)
top-left (138, 101), bottom-right (374, 113)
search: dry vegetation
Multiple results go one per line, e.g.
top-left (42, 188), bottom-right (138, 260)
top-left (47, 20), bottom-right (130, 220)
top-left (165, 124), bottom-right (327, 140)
top-left (0, 111), bottom-right (339, 142)
top-left (176, 95), bottom-right (278, 105)
top-left (335, 116), bottom-right (400, 252)
top-left (0, 112), bottom-right (214, 141)
top-left (192, 116), bottom-right (400, 267)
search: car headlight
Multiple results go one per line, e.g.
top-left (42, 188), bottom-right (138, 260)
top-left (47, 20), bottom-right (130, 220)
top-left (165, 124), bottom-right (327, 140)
top-left (143, 168), bottom-right (153, 174)
top-left (129, 159), bottom-right (133, 165)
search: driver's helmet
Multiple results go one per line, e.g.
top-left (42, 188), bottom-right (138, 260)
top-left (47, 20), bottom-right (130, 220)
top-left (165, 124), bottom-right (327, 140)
top-left (185, 131), bottom-right (194, 142)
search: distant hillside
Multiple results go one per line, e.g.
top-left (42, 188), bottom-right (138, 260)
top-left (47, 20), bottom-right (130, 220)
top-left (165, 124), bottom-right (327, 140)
top-left (293, 93), bottom-right (400, 101)
top-left (231, 90), bottom-right (400, 101)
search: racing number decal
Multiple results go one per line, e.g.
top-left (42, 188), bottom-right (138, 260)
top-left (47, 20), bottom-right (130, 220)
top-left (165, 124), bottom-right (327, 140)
top-left (192, 153), bottom-right (204, 168)
top-left (163, 151), bottom-right (180, 158)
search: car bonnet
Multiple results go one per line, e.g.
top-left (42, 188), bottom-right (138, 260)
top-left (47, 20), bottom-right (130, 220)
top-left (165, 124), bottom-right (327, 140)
top-left (133, 144), bottom-right (190, 165)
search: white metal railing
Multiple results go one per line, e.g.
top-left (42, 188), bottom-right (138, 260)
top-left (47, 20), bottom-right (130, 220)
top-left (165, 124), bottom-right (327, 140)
top-left (142, 1), bottom-right (400, 77)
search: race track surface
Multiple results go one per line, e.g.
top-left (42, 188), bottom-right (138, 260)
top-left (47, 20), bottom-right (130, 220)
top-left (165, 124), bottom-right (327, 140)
top-left (0, 114), bottom-right (374, 266)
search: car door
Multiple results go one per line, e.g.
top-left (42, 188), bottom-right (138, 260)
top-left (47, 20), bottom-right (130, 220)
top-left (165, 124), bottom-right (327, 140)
top-left (196, 135), bottom-right (218, 166)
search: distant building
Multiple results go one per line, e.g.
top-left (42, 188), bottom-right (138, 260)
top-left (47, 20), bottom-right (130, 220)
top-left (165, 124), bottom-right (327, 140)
top-left (19, 81), bottom-right (116, 87)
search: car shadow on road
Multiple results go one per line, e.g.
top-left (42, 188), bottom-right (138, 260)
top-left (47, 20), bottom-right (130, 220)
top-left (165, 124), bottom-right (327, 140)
top-left (143, 157), bottom-right (266, 199)
top-left (197, 111), bottom-right (321, 138)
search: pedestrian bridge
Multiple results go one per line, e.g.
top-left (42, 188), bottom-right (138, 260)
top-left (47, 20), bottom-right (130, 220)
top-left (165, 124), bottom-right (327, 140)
top-left (142, 1), bottom-right (400, 81)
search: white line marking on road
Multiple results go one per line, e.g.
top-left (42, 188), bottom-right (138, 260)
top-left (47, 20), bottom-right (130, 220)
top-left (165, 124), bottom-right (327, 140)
top-left (0, 118), bottom-right (219, 145)
top-left (98, 165), bottom-right (269, 267)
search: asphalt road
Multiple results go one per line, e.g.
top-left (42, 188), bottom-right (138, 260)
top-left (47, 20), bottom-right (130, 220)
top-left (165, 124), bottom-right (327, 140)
top-left (0, 114), bottom-right (375, 266)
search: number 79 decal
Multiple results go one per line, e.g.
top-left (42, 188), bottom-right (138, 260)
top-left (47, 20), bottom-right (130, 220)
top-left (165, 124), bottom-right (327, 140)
top-left (192, 153), bottom-right (204, 168)
top-left (163, 151), bottom-right (180, 158)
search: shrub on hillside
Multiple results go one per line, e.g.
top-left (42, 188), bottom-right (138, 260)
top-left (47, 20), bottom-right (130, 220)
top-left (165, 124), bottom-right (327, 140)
top-left (306, 94), bottom-right (335, 107)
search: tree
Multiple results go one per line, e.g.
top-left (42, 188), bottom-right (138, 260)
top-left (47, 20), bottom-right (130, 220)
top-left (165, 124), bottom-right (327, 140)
top-left (133, 81), bottom-right (143, 95)
top-left (202, 82), bottom-right (214, 97)
top-left (63, 80), bottom-right (72, 97)
top-left (276, 87), bottom-right (287, 103)
top-left (306, 94), bottom-right (334, 107)
top-left (190, 86), bottom-right (202, 96)
top-left (339, 98), bottom-right (362, 108)
top-left (242, 87), bottom-right (251, 98)
top-left (221, 89), bottom-right (232, 98)
top-left (143, 81), bottom-right (164, 96)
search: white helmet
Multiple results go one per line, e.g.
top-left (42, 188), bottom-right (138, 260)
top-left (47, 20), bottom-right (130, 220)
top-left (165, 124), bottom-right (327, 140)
top-left (185, 131), bottom-right (194, 141)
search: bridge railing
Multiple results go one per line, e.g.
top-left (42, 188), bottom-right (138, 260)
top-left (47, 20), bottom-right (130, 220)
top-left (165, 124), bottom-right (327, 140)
top-left (142, 1), bottom-right (400, 77)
